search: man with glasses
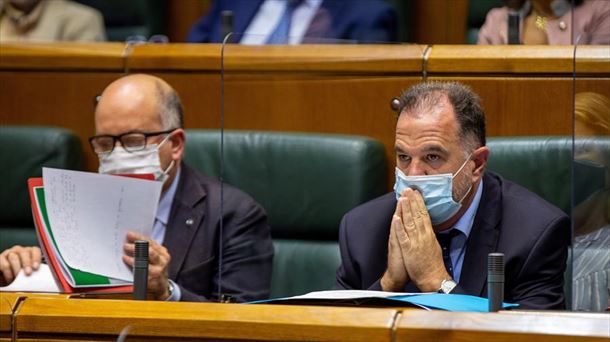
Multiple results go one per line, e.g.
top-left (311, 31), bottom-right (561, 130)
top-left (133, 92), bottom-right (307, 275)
top-left (0, 74), bottom-right (274, 302)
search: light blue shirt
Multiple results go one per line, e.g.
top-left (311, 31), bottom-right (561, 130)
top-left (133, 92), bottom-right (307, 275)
top-left (151, 167), bottom-right (182, 301)
top-left (241, 0), bottom-right (323, 45)
top-left (438, 179), bottom-right (484, 283)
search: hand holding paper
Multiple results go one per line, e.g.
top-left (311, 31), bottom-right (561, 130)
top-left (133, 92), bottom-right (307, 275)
top-left (0, 246), bottom-right (42, 286)
top-left (0, 263), bottom-right (60, 293)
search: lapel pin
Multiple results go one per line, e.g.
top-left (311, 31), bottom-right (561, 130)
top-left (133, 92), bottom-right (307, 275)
top-left (185, 218), bottom-right (194, 226)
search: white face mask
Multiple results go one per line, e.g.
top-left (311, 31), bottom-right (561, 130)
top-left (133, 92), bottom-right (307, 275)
top-left (97, 134), bottom-right (175, 183)
top-left (394, 154), bottom-right (472, 225)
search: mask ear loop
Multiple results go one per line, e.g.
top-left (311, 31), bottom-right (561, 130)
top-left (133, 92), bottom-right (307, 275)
top-left (157, 131), bottom-right (173, 148)
top-left (452, 153), bottom-right (474, 180)
top-left (158, 132), bottom-right (176, 180)
top-left (453, 153), bottom-right (474, 204)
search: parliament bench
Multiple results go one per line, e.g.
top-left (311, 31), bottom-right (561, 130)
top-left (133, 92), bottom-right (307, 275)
top-left (4, 128), bottom-right (606, 306)
top-left (0, 126), bottom-right (83, 251)
top-left (183, 129), bottom-right (388, 298)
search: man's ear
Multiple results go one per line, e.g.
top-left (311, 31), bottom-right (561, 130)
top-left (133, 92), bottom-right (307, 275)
top-left (169, 128), bottom-right (185, 161)
top-left (472, 146), bottom-right (489, 181)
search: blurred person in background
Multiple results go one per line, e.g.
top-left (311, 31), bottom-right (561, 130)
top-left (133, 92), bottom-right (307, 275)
top-left (187, 0), bottom-right (397, 44)
top-left (0, 0), bottom-right (106, 42)
top-left (572, 92), bottom-right (610, 312)
top-left (478, 0), bottom-right (609, 45)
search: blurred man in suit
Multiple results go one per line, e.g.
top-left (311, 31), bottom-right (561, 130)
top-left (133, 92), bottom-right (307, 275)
top-left (0, 74), bottom-right (274, 302)
top-left (336, 81), bottom-right (571, 309)
top-left (0, 0), bottom-right (106, 42)
top-left (187, 0), bottom-right (397, 44)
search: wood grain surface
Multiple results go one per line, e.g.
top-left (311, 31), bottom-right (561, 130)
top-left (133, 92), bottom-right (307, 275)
top-left (1, 43), bottom-right (608, 186)
top-left (7, 295), bottom-right (610, 342)
top-left (396, 309), bottom-right (610, 342)
top-left (15, 298), bottom-right (397, 341)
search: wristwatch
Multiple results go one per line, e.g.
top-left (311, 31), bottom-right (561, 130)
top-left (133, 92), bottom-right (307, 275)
top-left (438, 279), bottom-right (457, 294)
top-left (166, 281), bottom-right (174, 298)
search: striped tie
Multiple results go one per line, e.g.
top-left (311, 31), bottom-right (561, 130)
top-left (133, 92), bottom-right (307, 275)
top-left (266, 0), bottom-right (303, 44)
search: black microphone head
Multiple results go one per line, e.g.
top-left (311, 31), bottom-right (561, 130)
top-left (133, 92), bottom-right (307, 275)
top-left (487, 252), bottom-right (505, 312)
top-left (134, 240), bottom-right (149, 259)
top-left (488, 253), bottom-right (504, 278)
top-left (507, 12), bottom-right (520, 45)
top-left (133, 240), bottom-right (149, 300)
top-left (221, 10), bottom-right (234, 43)
top-left (221, 10), bottom-right (234, 28)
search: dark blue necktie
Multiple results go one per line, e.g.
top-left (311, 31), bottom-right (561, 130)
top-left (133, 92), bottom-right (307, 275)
top-left (436, 229), bottom-right (459, 278)
top-left (266, 0), bottom-right (302, 44)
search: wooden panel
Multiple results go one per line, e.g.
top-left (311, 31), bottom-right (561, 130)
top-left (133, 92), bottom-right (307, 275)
top-left (166, 0), bottom-right (211, 43)
top-left (0, 292), bottom-right (22, 310)
top-left (428, 77), bottom-right (575, 137)
top-left (128, 44), bottom-right (426, 73)
top-left (412, 0), bottom-right (469, 44)
top-left (428, 45), bottom-right (575, 74)
top-left (1, 43), bottom-right (608, 185)
top-left (575, 78), bottom-right (610, 99)
top-left (0, 43), bottom-right (126, 71)
top-left (575, 46), bottom-right (610, 75)
top-left (0, 71), bottom-right (124, 171)
top-left (0, 293), bottom-right (12, 341)
top-left (11, 296), bottom-right (610, 342)
top-left (396, 310), bottom-right (610, 342)
top-left (0, 292), bottom-right (72, 342)
top-left (15, 298), bottom-right (397, 341)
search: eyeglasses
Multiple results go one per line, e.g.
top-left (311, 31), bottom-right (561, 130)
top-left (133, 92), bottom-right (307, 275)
top-left (89, 129), bottom-right (176, 154)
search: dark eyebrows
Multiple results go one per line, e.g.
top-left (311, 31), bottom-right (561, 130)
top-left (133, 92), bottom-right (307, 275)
top-left (422, 145), bottom-right (449, 155)
top-left (394, 145), bottom-right (449, 155)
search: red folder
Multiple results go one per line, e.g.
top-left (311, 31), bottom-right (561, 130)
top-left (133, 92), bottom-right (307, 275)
top-left (27, 173), bottom-right (154, 294)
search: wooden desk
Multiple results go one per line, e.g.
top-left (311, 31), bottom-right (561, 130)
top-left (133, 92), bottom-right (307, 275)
top-left (0, 292), bottom-right (76, 341)
top-left (0, 294), bottom-right (11, 342)
top-left (10, 296), bottom-right (610, 342)
top-left (14, 298), bottom-right (398, 341)
top-left (396, 310), bottom-right (610, 342)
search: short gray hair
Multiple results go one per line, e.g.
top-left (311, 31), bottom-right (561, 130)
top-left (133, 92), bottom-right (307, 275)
top-left (397, 81), bottom-right (486, 151)
top-left (155, 81), bottom-right (184, 129)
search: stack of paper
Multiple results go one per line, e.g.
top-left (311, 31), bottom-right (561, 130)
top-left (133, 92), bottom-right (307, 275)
top-left (250, 290), bottom-right (519, 312)
top-left (26, 168), bottom-right (162, 293)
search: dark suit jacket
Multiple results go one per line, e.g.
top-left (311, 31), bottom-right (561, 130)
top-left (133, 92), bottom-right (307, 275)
top-left (335, 171), bottom-right (571, 310)
top-left (186, 0), bottom-right (397, 43)
top-left (164, 163), bottom-right (274, 302)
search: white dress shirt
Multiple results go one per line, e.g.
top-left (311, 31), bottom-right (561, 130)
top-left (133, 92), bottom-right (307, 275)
top-left (241, 0), bottom-right (323, 45)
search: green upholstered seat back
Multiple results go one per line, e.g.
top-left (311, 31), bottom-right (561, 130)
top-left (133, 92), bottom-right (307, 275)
top-left (184, 130), bottom-right (387, 297)
top-left (487, 136), bottom-right (572, 214)
top-left (0, 126), bottom-right (83, 251)
top-left (486, 136), bottom-right (610, 309)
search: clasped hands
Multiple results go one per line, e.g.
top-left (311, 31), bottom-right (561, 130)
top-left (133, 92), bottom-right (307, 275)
top-left (380, 188), bottom-right (451, 292)
top-left (0, 232), bottom-right (172, 300)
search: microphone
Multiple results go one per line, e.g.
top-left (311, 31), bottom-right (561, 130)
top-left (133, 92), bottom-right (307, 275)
top-left (488, 252), bottom-right (504, 312)
top-left (133, 240), bottom-right (149, 300)
top-left (221, 10), bottom-right (234, 43)
top-left (507, 12), bottom-right (520, 44)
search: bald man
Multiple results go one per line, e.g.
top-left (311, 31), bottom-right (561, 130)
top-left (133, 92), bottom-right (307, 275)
top-left (0, 74), bottom-right (274, 302)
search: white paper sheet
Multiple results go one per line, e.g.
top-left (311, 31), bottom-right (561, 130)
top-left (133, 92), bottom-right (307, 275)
top-left (43, 168), bottom-right (162, 281)
top-left (286, 290), bottom-right (428, 300)
top-left (0, 264), bottom-right (61, 293)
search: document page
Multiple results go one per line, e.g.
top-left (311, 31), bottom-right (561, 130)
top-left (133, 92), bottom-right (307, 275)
top-left (0, 264), bottom-right (61, 293)
top-left (43, 168), bottom-right (162, 281)
top-left (286, 290), bottom-right (426, 300)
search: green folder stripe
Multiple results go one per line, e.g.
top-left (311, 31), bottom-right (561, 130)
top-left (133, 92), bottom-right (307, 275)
top-left (37, 187), bottom-right (110, 286)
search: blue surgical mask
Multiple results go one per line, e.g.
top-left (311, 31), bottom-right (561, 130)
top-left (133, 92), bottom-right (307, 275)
top-left (394, 155), bottom-right (472, 225)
